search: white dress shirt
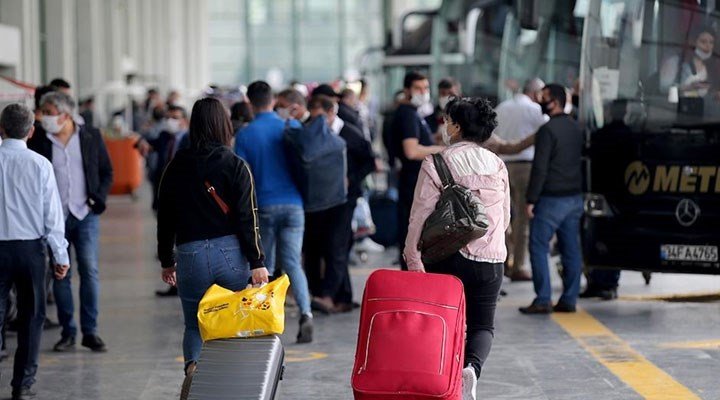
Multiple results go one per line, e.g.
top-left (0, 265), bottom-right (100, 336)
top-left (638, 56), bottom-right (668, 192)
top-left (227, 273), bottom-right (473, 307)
top-left (493, 94), bottom-right (548, 162)
top-left (48, 126), bottom-right (90, 220)
top-left (0, 138), bottom-right (69, 265)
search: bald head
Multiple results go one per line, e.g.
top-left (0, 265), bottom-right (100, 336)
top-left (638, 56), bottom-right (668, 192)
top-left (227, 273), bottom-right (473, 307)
top-left (523, 78), bottom-right (545, 96)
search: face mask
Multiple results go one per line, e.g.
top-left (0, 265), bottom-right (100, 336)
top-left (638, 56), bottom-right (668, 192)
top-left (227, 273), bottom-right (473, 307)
top-left (276, 107), bottom-right (291, 120)
top-left (41, 115), bottom-right (64, 134)
top-left (695, 48), bottom-right (712, 61)
top-left (411, 92), bottom-right (431, 108)
top-left (165, 118), bottom-right (182, 134)
top-left (440, 124), bottom-right (452, 145)
top-left (540, 100), bottom-right (553, 115)
top-left (438, 96), bottom-right (451, 110)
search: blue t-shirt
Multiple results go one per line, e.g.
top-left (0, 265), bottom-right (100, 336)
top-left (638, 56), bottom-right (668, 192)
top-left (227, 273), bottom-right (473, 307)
top-left (234, 112), bottom-right (303, 208)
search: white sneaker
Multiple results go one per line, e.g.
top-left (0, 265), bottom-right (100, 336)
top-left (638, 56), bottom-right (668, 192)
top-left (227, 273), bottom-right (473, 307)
top-left (462, 366), bottom-right (478, 400)
top-left (354, 238), bottom-right (385, 253)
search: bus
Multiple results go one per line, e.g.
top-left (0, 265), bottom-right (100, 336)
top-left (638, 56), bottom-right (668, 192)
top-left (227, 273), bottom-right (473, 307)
top-left (579, 0), bottom-right (720, 274)
top-left (381, 0), bottom-right (585, 105)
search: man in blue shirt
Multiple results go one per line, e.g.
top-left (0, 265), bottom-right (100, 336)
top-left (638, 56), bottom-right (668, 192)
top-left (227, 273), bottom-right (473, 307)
top-left (235, 81), bottom-right (314, 343)
top-left (0, 104), bottom-right (69, 400)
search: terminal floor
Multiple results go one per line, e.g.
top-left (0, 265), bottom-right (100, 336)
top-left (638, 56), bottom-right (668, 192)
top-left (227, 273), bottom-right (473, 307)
top-left (0, 187), bottom-right (718, 400)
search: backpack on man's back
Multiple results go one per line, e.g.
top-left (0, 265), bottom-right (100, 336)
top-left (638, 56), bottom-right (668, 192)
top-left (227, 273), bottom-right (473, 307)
top-left (283, 116), bottom-right (347, 212)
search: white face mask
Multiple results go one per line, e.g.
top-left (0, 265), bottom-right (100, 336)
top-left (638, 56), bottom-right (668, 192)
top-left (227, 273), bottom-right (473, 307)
top-left (165, 118), bottom-right (182, 134)
top-left (438, 96), bottom-right (451, 110)
top-left (41, 115), bottom-right (64, 134)
top-left (411, 91), bottom-right (431, 108)
top-left (696, 48), bottom-right (712, 61)
top-left (440, 124), bottom-right (452, 145)
top-left (276, 107), bottom-right (291, 120)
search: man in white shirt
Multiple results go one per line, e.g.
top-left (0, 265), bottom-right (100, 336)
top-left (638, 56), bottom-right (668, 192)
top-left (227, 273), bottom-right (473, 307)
top-left (0, 103), bottom-right (69, 400)
top-left (494, 78), bottom-right (547, 281)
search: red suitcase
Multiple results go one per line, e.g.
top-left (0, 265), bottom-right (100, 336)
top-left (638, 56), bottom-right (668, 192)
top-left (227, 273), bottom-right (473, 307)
top-left (352, 269), bottom-right (466, 400)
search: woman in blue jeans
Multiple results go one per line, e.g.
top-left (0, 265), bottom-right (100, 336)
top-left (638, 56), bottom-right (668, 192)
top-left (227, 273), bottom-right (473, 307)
top-left (156, 98), bottom-right (269, 378)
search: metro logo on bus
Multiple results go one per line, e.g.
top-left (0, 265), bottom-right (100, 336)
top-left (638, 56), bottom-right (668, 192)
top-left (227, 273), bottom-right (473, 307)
top-left (625, 161), bottom-right (720, 195)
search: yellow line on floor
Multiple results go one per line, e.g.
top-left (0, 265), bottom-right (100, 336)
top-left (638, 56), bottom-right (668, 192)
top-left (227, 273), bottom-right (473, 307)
top-left (658, 339), bottom-right (720, 350)
top-left (552, 310), bottom-right (700, 400)
top-left (619, 291), bottom-right (720, 302)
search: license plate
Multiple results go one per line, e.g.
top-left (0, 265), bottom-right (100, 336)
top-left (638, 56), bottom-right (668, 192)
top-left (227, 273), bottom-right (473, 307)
top-left (660, 245), bottom-right (719, 263)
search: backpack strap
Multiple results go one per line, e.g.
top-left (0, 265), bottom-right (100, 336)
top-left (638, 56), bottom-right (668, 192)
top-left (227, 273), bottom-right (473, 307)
top-left (431, 153), bottom-right (455, 189)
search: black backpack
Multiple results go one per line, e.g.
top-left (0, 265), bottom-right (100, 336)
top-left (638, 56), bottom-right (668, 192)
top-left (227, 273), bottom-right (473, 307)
top-left (419, 153), bottom-right (490, 265)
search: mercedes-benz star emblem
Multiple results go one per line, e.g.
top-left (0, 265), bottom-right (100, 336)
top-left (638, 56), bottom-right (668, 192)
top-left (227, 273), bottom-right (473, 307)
top-left (675, 199), bottom-right (700, 227)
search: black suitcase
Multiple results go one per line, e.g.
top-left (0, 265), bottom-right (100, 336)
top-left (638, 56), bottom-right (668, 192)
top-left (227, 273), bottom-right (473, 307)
top-left (181, 335), bottom-right (285, 400)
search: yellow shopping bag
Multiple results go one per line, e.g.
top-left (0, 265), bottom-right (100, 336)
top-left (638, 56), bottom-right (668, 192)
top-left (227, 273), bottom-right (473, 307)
top-left (197, 275), bottom-right (290, 341)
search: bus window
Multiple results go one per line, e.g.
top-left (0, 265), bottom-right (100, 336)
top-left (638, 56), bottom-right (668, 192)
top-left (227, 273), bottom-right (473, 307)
top-left (583, 0), bottom-right (720, 132)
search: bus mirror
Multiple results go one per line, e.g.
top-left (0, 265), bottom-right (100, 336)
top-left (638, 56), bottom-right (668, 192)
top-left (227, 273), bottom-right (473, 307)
top-left (519, 0), bottom-right (540, 30)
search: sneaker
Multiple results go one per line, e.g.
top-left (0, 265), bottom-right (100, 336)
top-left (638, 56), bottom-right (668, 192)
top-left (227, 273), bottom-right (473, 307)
top-left (354, 238), bottom-right (385, 253)
top-left (11, 387), bottom-right (36, 400)
top-left (297, 314), bottom-right (314, 344)
top-left (53, 336), bottom-right (76, 352)
top-left (82, 334), bottom-right (108, 352)
top-left (599, 288), bottom-right (618, 301)
top-left (462, 366), bottom-right (478, 400)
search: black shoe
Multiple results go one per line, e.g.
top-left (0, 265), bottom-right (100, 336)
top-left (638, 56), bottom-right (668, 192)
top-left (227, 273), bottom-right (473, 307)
top-left (599, 288), bottom-right (618, 301)
top-left (553, 302), bottom-right (577, 313)
top-left (155, 286), bottom-right (178, 297)
top-left (82, 334), bottom-right (107, 352)
top-left (53, 336), bottom-right (76, 352)
top-left (297, 314), bottom-right (314, 344)
top-left (11, 387), bottom-right (36, 400)
top-left (519, 303), bottom-right (553, 314)
top-left (579, 287), bottom-right (603, 299)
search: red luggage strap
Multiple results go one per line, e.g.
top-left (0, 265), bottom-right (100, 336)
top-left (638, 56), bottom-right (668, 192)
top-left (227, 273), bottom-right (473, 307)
top-left (205, 181), bottom-right (230, 215)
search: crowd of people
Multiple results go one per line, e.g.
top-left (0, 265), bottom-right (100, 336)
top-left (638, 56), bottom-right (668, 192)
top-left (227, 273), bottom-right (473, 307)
top-left (0, 67), bottom-right (589, 399)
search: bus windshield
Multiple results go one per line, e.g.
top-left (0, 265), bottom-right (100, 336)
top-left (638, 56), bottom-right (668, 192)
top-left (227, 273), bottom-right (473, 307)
top-left (499, 0), bottom-right (584, 101)
top-left (580, 0), bottom-right (720, 132)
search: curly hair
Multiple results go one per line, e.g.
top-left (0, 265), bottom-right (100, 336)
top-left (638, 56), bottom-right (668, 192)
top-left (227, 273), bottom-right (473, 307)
top-left (444, 97), bottom-right (497, 144)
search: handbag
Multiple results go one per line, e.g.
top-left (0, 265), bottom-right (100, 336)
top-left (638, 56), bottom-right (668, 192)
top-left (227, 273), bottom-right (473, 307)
top-left (419, 153), bottom-right (490, 265)
top-left (197, 275), bottom-right (290, 341)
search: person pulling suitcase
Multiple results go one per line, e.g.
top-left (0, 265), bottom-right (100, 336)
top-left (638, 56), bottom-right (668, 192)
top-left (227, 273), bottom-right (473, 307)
top-left (403, 97), bottom-right (510, 399)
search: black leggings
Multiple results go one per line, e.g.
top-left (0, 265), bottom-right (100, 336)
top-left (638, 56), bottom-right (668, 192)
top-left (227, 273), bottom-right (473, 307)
top-left (430, 253), bottom-right (504, 377)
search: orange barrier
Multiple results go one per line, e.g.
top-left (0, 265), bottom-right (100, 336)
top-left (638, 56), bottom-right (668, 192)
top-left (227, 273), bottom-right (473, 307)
top-left (105, 137), bottom-right (143, 195)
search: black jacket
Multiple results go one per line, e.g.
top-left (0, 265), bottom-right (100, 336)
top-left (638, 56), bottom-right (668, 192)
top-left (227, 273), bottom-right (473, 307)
top-left (28, 122), bottom-right (114, 214)
top-left (338, 102), bottom-right (363, 133)
top-left (157, 144), bottom-right (265, 270)
top-left (527, 114), bottom-right (584, 203)
top-left (339, 122), bottom-right (375, 199)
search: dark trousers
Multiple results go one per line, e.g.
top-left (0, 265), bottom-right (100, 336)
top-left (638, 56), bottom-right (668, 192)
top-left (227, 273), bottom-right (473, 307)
top-left (0, 240), bottom-right (47, 390)
top-left (304, 199), bottom-right (354, 303)
top-left (430, 253), bottom-right (504, 377)
top-left (587, 269), bottom-right (621, 290)
top-left (397, 173), bottom-right (417, 271)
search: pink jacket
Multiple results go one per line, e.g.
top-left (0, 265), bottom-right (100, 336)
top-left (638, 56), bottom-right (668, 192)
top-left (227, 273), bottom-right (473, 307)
top-left (404, 141), bottom-right (510, 271)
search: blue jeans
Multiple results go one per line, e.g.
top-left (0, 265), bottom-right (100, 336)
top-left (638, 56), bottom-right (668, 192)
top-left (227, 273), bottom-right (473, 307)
top-left (259, 205), bottom-right (311, 315)
top-left (529, 195), bottom-right (584, 306)
top-left (54, 213), bottom-right (100, 338)
top-left (176, 235), bottom-right (251, 367)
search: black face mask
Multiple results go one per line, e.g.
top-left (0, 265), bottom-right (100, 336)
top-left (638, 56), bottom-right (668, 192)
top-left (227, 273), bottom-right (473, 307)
top-left (540, 100), bottom-right (554, 115)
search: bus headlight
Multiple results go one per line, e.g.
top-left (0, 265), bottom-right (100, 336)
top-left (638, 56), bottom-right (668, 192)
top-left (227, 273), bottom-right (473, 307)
top-left (585, 194), bottom-right (614, 217)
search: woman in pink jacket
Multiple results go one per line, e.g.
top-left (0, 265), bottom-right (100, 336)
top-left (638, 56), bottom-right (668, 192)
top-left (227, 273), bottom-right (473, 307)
top-left (404, 97), bottom-right (510, 400)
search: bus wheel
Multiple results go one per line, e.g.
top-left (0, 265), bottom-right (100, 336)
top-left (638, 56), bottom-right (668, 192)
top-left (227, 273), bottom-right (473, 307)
top-left (642, 271), bottom-right (652, 285)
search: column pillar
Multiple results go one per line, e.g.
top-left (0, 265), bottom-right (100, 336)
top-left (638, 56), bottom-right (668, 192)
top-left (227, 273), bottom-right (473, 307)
top-left (44, 0), bottom-right (77, 86)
